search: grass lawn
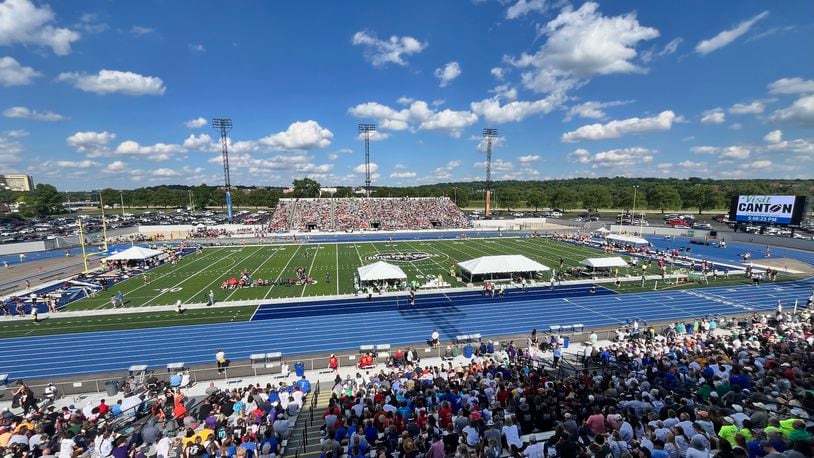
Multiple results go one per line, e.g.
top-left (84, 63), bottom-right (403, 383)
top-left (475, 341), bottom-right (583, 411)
top-left (66, 237), bottom-right (613, 309)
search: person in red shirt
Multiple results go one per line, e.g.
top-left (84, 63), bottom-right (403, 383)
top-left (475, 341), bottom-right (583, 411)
top-left (98, 399), bottom-right (110, 416)
top-left (438, 402), bottom-right (453, 429)
top-left (329, 354), bottom-right (338, 372)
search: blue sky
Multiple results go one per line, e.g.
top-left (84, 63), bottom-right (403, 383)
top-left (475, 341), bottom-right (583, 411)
top-left (0, 0), bottom-right (813, 191)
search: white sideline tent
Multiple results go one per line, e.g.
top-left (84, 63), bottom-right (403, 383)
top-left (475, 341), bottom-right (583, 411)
top-left (357, 261), bottom-right (407, 282)
top-left (606, 234), bottom-right (649, 246)
top-left (580, 257), bottom-right (629, 277)
top-left (457, 255), bottom-right (550, 282)
top-left (593, 227), bottom-right (611, 234)
top-left (104, 246), bottom-right (164, 262)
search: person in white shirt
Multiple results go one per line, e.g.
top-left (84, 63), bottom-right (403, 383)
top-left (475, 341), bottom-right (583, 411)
top-left (523, 436), bottom-right (545, 458)
top-left (502, 417), bottom-right (523, 451)
top-left (57, 433), bottom-right (76, 458)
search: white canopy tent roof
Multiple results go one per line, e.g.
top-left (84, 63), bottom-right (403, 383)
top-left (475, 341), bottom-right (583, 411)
top-left (357, 261), bottom-right (407, 282)
top-left (458, 255), bottom-right (550, 275)
top-left (606, 234), bottom-right (649, 246)
top-left (593, 227), bottom-right (611, 234)
top-left (104, 246), bottom-right (164, 262)
top-left (580, 257), bottom-right (629, 269)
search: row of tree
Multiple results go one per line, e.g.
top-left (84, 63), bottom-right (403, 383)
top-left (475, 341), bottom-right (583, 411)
top-left (1, 177), bottom-right (810, 217)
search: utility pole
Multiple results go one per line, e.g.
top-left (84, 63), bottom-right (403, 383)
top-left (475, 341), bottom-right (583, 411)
top-left (482, 128), bottom-right (498, 217)
top-left (212, 118), bottom-right (234, 222)
top-left (358, 123), bottom-right (376, 197)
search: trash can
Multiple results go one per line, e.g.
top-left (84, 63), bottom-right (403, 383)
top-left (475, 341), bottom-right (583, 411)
top-left (463, 344), bottom-right (473, 359)
top-left (563, 336), bottom-right (570, 349)
top-left (105, 380), bottom-right (119, 396)
top-left (295, 361), bottom-right (305, 377)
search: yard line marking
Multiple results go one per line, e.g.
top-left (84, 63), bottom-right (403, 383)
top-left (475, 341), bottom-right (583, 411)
top-left (301, 243), bottom-right (321, 297)
top-left (222, 245), bottom-right (283, 302)
top-left (88, 247), bottom-right (227, 310)
top-left (265, 244), bottom-right (303, 299)
top-left (335, 243), bottom-right (340, 296)
top-left (177, 246), bottom-right (265, 306)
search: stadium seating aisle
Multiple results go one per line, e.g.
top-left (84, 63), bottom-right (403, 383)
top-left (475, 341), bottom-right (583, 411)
top-left (269, 197), bottom-right (470, 232)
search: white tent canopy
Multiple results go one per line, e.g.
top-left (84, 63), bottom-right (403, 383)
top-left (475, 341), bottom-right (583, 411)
top-left (594, 227), bottom-right (611, 234)
top-left (104, 246), bottom-right (164, 262)
top-left (606, 234), bottom-right (649, 246)
top-left (458, 255), bottom-right (550, 275)
top-left (357, 261), bottom-right (407, 282)
top-left (580, 257), bottom-right (629, 269)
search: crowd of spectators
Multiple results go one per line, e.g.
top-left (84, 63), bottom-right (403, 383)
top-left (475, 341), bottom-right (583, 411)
top-left (269, 198), bottom-right (470, 233)
top-left (0, 374), bottom-right (312, 458)
top-left (315, 308), bottom-right (814, 458)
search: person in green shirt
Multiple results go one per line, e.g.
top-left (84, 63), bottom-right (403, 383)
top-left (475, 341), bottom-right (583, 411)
top-left (718, 417), bottom-right (740, 447)
top-left (764, 417), bottom-right (784, 437)
top-left (786, 420), bottom-right (810, 443)
top-left (779, 417), bottom-right (801, 437)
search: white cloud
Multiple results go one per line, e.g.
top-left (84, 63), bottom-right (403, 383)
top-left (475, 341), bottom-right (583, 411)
top-left (130, 25), bottom-right (153, 36)
top-left (678, 160), bottom-right (707, 170)
top-left (563, 99), bottom-right (633, 122)
top-left (729, 123), bottom-right (743, 130)
top-left (48, 159), bottom-right (98, 168)
top-left (0, 0), bottom-right (80, 55)
top-left (770, 95), bottom-right (814, 126)
top-left (3, 106), bottom-right (67, 121)
top-left (768, 77), bottom-right (814, 95)
top-left (4, 129), bottom-right (27, 138)
top-left (764, 130), bottom-right (782, 144)
top-left (396, 96), bottom-right (414, 105)
top-left (729, 101), bottom-right (765, 115)
top-left (747, 160), bottom-right (772, 169)
top-left (67, 131), bottom-right (116, 157)
top-left (184, 117), bottom-right (207, 128)
top-left (57, 69), bottom-right (166, 95)
top-left (506, 0), bottom-right (547, 19)
top-left (258, 120), bottom-right (333, 150)
top-left (490, 67), bottom-right (506, 80)
top-left (641, 37), bottom-right (683, 63)
top-left (153, 168), bottom-right (180, 177)
top-left (75, 13), bottom-right (108, 34)
top-left (114, 140), bottom-right (184, 161)
top-left (431, 160), bottom-right (461, 179)
top-left (656, 163), bottom-right (672, 169)
top-left (474, 135), bottom-right (506, 153)
top-left (353, 162), bottom-right (379, 174)
top-left (491, 84), bottom-right (517, 101)
top-left (695, 11), bottom-right (768, 55)
top-left (390, 170), bottom-right (416, 179)
top-left (434, 61), bottom-right (461, 87)
top-left (562, 110), bottom-right (675, 142)
top-left (471, 94), bottom-right (560, 124)
top-left (568, 147), bottom-right (653, 168)
top-left (507, 2), bottom-right (659, 95)
top-left (351, 31), bottom-right (427, 67)
top-left (0, 131), bottom-right (23, 166)
top-left (517, 154), bottom-right (540, 164)
top-left (474, 158), bottom-right (513, 172)
top-left (189, 43), bottom-right (205, 53)
top-left (0, 56), bottom-right (40, 86)
top-left (349, 100), bottom-right (476, 137)
top-left (182, 133), bottom-right (218, 152)
top-left (700, 108), bottom-right (726, 124)
top-left (104, 160), bottom-right (127, 172)
top-left (356, 130), bottom-right (390, 142)
top-left (690, 145), bottom-right (750, 159)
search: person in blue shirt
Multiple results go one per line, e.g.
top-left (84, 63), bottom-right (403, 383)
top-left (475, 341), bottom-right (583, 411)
top-left (297, 376), bottom-right (311, 393)
top-left (334, 418), bottom-right (349, 446)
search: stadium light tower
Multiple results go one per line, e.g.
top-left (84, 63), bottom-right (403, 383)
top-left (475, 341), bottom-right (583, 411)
top-left (212, 118), bottom-right (234, 223)
top-left (358, 123), bottom-right (376, 197)
top-left (482, 128), bottom-right (498, 217)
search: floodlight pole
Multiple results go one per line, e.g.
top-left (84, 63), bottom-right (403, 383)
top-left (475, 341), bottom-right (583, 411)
top-left (98, 191), bottom-right (108, 251)
top-left (358, 124), bottom-right (376, 197)
top-left (483, 128), bottom-right (498, 217)
top-left (212, 118), bottom-right (234, 222)
top-left (632, 185), bottom-right (639, 234)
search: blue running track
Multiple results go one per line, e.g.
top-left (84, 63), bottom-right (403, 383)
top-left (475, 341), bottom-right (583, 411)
top-left (1, 278), bottom-right (812, 380)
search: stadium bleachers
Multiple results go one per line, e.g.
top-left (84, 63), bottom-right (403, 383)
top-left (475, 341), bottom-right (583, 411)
top-left (269, 197), bottom-right (470, 232)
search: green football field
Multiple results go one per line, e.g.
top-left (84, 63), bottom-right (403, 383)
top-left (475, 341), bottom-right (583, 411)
top-left (66, 237), bottom-right (617, 310)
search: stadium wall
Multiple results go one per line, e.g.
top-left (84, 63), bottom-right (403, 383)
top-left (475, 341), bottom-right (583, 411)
top-left (0, 239), bottom-right (60, 256)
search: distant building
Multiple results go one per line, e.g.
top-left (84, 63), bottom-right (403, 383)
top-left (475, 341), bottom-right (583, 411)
top-left (0, 174), bottom-right (34, 191)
